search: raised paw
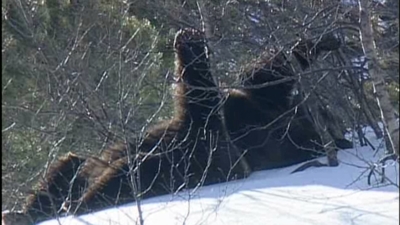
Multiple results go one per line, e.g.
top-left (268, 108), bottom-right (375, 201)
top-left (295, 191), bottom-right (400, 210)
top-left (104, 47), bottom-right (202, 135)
top-left (173, 28), bottom-right (206, 51)
top-left (173, 28), bottom-right (210, 67)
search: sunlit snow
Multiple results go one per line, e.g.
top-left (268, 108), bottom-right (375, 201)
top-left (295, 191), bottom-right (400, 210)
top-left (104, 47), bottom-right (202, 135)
top-left (38, 127), bottom-right (399, 225)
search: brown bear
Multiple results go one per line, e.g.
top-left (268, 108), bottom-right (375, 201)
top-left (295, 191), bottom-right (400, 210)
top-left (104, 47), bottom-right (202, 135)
top-left (223, 33), bottom-right (352, 171)
top-left (2, 28), bottom-right (245, 225)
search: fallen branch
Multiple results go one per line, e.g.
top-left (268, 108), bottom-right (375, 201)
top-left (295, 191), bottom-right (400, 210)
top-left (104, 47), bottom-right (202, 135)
top-left (367, 153), bottom-right (399, 185)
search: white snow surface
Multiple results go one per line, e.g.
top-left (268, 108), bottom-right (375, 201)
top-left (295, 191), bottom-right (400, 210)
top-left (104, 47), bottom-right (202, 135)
top-left (38, 127), bottom-right (399, 225)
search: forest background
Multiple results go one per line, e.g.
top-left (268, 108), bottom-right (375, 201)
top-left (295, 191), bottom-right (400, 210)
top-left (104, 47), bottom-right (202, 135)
top-left (2, 0), bottom-right (398, 211)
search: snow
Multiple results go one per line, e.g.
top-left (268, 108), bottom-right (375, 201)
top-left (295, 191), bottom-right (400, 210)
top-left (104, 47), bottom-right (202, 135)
top-left (38, 127), bottom-right (399, 225)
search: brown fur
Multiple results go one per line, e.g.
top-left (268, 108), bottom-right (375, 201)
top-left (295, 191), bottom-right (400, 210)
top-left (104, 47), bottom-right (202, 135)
top-left (2, 28), bottom-right (245, 225)
top-left (224, 34), bottom-right (346, 171)
top-left (69, 28), bottom-right (239, 214)
top-left (17, 152), bottom-right (87, 223)
top-left (292, 34), bottom-right (341, 70)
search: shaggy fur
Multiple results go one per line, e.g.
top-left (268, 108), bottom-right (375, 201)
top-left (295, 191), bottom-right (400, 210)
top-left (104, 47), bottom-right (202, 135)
top-left (71, 29), bottom-right (244, 214)
top-left (2, 31), bottom-right (349, 225)
top-left (2, 28), bottom-right (244, 225)
top-left (2, 153), bottom-right (86, 225)
top-left (224, 34), bottom-right (350, 171)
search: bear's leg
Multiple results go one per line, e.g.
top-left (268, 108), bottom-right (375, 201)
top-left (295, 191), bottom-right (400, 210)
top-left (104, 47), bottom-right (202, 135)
top-left (2, 152), bottom-right (86, 225)
top-left (66, 156), bottom-right (136, 214)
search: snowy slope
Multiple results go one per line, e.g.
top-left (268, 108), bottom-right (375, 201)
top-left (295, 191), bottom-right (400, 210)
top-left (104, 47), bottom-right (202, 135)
top-left (38, 128), bottom-right (399, 225)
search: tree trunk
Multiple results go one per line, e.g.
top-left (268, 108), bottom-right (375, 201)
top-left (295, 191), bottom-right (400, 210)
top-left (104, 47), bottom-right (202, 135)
top-left (358, 0), bottom-right (399, 156)
top-left (337, 49), bottom-right (383, 139)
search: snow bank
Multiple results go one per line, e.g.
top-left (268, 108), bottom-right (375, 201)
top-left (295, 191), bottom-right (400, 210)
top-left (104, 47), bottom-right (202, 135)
top-left (39, 127), bottom-right (399, 225)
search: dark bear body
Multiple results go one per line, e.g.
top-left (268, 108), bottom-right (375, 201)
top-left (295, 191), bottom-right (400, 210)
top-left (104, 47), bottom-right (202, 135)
top-left (224, 35), bottom-right (351, 171)
top-left (2, 31), bottom-right (352, 225)
top-left (2, 28), bottom-right (243, 225)
top-left (75, 29), bottom-right (240, 212)
top-left (2, 153), bottom-right (87, 225)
